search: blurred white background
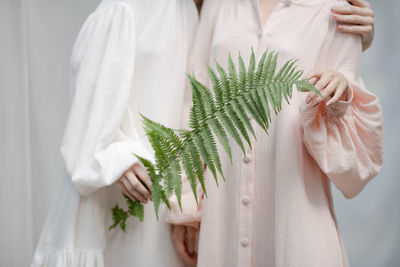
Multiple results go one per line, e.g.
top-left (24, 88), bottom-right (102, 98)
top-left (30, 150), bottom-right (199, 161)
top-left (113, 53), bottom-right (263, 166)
top-left (0, 0), bottom-right (398, 266)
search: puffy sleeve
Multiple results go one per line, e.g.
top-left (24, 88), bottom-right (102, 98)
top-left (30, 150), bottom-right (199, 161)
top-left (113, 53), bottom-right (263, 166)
top-left (166, 0), bottom-right (223, 226)
top-left (300, 1), bottom-right (383, 199)
top-left (60, 3), bottom-right (152, 196)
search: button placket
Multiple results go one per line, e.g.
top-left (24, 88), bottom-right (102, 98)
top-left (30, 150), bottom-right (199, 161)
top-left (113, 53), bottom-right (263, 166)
top-left (238, 136), bottom-right (255, 265)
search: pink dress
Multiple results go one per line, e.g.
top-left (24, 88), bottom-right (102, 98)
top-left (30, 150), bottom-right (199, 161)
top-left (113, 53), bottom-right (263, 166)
top-left (167, 0), bottom-right (383, 266)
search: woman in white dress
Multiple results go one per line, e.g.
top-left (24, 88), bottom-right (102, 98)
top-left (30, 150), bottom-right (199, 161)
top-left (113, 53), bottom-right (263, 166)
top-left (31, 0), bottom-right (198, 266)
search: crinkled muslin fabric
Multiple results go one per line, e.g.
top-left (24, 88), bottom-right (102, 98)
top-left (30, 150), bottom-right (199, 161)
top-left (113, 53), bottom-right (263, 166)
top-left (167, 0), bottom-right (384, 266)
top-left (31, 0), bottom-right (198, 266)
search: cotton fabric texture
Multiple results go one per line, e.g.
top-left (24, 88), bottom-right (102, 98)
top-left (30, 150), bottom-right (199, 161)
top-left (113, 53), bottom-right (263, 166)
top-left (166, 0), bottom-right (384, 266)
top-left (31, 0), bottom-right (198, 266)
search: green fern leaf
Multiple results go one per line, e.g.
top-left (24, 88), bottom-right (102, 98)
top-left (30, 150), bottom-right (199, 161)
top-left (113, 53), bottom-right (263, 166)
top-left (231, 99), bottom-right (256, 138)
top-left (228, 54), bottom-right (239, 96)
top-left (215, 61), bottom-right (231, 102)
top-left (110, 48), bottom-right (322, 230)
top-left (247, 48), bottom-right (256, 89)
top-left (125, 194), bottom-right (144, 222)
top-left (151, 175), bottom-right (162, 220)
top-left (192, 133), bottom-right (219, 186)
top-left (185, 134), bottom-right (207, 196)
top-left (180, 146), bottom-right (198, 204)
top-left (238, 94), bottom-right (267, 132)
top-left (217, 110), bottom-right (246, 154)
top-left (208, 117), bottom-right (232, 162)
top-left (238, 53), bottom-right (247, 90)
top-left (225, 104), bottom-right (252, 148)
top-left (200, 125), bottom-right (224, 179)
top-left (208, 67), bottom-right (224, 109)
top-left (255, 50), bottom-right (267, 85)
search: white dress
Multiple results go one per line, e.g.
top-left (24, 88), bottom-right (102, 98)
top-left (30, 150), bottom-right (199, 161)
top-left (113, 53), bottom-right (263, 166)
top-left (31, 0), bottom-right (198, 266)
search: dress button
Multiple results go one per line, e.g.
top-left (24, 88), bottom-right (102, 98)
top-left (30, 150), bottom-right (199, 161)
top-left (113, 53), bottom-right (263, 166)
top-left (243, 154), bottom-right (252, 164)
top-left (242, 196), bottom-right (250, 205)
top-left (241, 238), bottom-right (250, 247)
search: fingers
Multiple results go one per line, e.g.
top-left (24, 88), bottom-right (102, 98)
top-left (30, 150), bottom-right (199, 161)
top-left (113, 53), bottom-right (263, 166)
top-left (333, 14), bottom-right (374, 25)
top-left (132, 163), bottom-right (153, 191)
top-left (311, 78), bottom-right (338, 106)
top-left (125, 171), bottom-right (151, 203)
top-left (304, 70), bottom-right (349, 107)
top-left (327, 82), bottom-right (348, 106)
top-left (178, 241), bottom-right (197, 265)
top-left (347, 0), bottom-right (371, 8)
top-left (331, 5), bottom-right (373, 17)
top-left (171, 225), bottom-right (197, 266)
top-left (186, 227), bottom-right (198, 254)
top-left (337, 25), bottom-right (373, 36)
top-left (304, 70), bottom-right (323, 80)
top-left (331, 3), bottom-right (374, 50)
top-left (304, 71), bottom-right (322, 103)
top-left (115, 180), bottom-right (137, 202)
top-left (120, 175), bottom-right (148, 203)
top-left (305, 71), bottom-right (332, 105)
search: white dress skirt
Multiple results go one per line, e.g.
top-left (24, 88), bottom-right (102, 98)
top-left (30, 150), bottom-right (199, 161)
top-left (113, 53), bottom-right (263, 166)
top-left (31, 0), bottom-right (198, 266)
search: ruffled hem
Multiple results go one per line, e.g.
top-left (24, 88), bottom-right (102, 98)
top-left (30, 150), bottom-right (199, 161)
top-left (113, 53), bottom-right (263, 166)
top-left (31, 248), bottom-right (104, 267)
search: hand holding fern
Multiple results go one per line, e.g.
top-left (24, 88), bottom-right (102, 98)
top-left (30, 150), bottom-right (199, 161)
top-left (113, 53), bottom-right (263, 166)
top-left (304, 70), bottom-right (349, 107)
top-left (114, 163), bottom-right (152, 204)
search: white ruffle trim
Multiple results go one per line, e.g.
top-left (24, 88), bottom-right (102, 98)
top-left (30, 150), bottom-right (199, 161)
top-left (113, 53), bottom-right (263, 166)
top-left (31, 248), bottom-right (104, 267)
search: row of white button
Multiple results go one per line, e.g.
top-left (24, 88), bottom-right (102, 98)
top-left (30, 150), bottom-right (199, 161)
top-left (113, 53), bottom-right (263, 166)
top-left (241, 144), bottom-right (253, 247)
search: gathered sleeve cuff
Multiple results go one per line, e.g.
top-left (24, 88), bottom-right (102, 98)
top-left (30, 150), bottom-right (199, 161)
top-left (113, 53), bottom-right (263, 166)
top-left (301, 79), bottom-right (383, 198)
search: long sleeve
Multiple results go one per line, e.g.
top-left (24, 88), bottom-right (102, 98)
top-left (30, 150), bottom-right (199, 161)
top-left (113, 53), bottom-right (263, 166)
top-left (166, 0), bottom-right (224, 226)
top-left (300, 1), bottom-right (383, 199)
top-left (60, 3), bottom-right (152, 196)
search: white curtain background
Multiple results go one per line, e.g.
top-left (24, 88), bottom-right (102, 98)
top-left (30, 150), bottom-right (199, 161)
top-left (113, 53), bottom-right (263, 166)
top-left (0, 0), bottom-right (398, 266)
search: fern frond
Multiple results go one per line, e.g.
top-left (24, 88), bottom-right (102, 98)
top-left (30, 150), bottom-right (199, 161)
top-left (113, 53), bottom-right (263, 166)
top-left (217, 110), bottom-right (246, 154)
top-left (216, 61), bottom-right (232, 103)
top-left (200, 125), bottom-right (224, 179)
top-left (110, 48), bottom-right (321, 230)
top-left (182, 132), bottom-right (207, 195)
top-left (228, 54), bottom-right (239, 96)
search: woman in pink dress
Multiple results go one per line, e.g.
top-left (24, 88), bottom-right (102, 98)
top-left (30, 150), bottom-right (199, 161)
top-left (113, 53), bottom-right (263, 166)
top-left (167, 0), bottom-right (382, 266)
